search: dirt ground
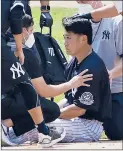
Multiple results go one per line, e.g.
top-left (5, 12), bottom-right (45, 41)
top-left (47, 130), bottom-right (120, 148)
top-left (2, 141), bottom-right (123, 150)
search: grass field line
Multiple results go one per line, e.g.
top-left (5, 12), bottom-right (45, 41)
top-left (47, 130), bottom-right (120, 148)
top-left (30, 1), bottom-right (78, 8)
top-left (30, 1), bottom-right (113, 8)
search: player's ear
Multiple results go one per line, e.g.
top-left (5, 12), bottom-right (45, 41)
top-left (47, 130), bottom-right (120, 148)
top-left (81, 35), bottom-right (87, 44)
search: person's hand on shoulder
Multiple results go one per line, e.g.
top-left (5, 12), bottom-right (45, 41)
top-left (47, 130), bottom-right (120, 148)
top-left (69, 69), bottom-right (93, 88)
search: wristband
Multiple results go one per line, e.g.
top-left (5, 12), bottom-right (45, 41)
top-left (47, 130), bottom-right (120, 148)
top-left (41, 5), bottom-right (50, 11)
top-left (72, 13), bottom-right (93, 20)
top-left (82, 13), bottom-right (93, 19)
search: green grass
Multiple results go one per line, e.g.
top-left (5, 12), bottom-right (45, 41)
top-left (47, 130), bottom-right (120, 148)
top-left (32, 7), bottom-right (77, 102)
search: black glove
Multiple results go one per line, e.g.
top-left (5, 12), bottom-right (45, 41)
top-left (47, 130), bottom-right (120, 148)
top-left (40, 12), bottom-right (53, 28)
top-left (72, 13), bottom-right (93, 20)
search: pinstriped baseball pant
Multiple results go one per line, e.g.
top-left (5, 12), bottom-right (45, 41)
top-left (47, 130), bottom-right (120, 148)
top-left (47, 118), bottom-right (103, 142)
top-left (9, 118), bottom-right (103, 144)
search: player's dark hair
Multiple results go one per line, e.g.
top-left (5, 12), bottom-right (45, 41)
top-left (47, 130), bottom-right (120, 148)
top-left (62, 17), bottom-right (92, 45)
top-left (22, 14), bottom-right (34, 29)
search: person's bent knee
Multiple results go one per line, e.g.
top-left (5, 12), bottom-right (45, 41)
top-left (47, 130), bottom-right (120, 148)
top-left (44, 102), bottom-right (60, 123)
top-left (18, 81), bottom-right (40, 110)
top-left (52, 102), bottom-right (61, 120)
top-left (107, 131), bottom-right (123, 140)
top-left (104, 122), bottom-right (123, 140)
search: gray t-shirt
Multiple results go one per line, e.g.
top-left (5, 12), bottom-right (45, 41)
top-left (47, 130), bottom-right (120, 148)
top-left (91, 15), bottom-right (122, 93)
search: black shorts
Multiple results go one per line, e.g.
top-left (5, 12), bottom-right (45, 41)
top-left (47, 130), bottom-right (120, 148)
top-left (1, 36), bottom-right (29, 94)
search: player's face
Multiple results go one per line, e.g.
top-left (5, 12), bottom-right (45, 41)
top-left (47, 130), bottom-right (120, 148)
top-left (63, 31), bottom-right (85, 57)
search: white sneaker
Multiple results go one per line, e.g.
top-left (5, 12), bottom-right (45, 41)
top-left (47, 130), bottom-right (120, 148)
top-left (38, 127), bottom-right (66, 148)
top-left (1, 124), bottom-right (16, 146)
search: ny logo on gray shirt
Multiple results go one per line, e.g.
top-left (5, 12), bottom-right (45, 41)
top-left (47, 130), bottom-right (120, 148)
top-left (102, 30), bottom-right (110, 40)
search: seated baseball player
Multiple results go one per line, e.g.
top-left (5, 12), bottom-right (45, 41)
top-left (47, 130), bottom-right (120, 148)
top-left (48, 17), bottom-right (112, 142)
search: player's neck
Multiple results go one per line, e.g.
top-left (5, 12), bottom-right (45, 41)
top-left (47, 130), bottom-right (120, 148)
top-left (76, 45), bottom-right (92, 64)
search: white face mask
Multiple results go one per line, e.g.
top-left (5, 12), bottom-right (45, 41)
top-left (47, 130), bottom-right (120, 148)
top-left (24, 32), bottom-right (35, 48)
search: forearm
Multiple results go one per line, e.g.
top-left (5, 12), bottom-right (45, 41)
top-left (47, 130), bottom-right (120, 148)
top-left (59, 104), bottom-right (85, 120)
top-left (37, 82), bottom-right (72, 98)
top-left (45, 82), bottom-right (72, 97)
top-left (31, 77), bottom-right (72, 98)
top-left (91, 4), bottom-right (118, 19)
top-left (13, 34), bottom-right (23, 51)
top-left (32, 69), bottom-right (93, 98)
top-left (110, 58), bottom-right (122, 79)
top-left (40, 1), bottom-right (49, 6)
top-left (40, 1), bottom-right (50, 13)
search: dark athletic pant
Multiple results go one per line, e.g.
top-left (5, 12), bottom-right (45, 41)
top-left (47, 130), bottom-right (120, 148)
top-left (1, 35), bottom-right (50, 136)
top-left (1, 90), bottom-right (60, 136)
top-left (103, 92), bottom-right (123, 140)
